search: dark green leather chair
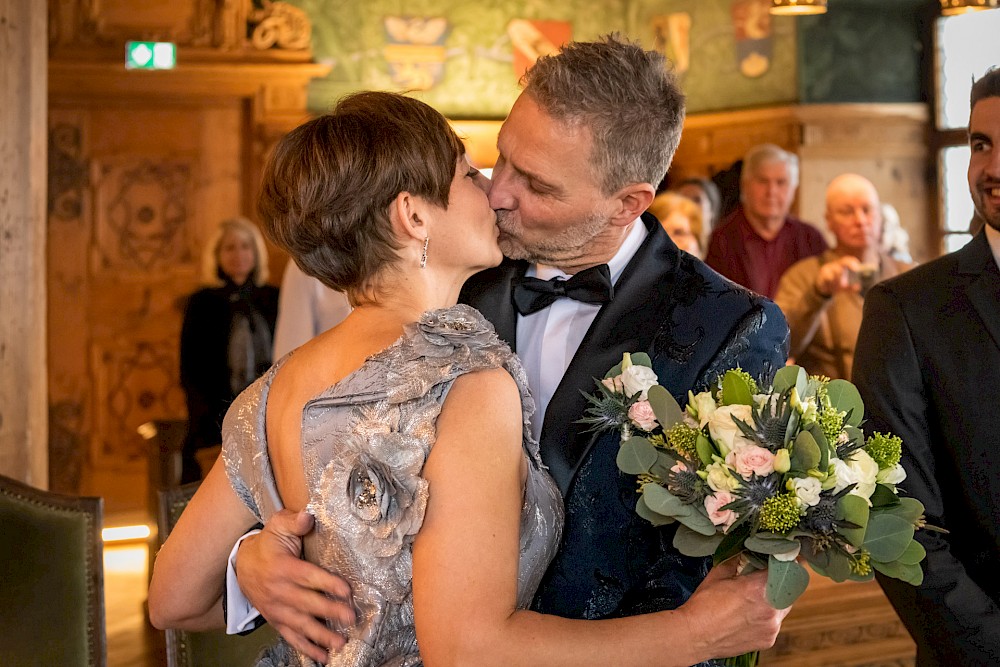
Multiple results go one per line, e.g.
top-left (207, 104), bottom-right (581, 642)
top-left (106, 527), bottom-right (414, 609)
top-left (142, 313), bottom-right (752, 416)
top-left (158, 482), bottom-right (278, 667)
top-left (0, 474), bottom-right (106, 666)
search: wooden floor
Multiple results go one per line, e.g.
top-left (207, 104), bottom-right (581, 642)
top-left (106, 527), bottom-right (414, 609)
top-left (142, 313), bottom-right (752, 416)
top-left (104, 543), bottom-right (160, 667)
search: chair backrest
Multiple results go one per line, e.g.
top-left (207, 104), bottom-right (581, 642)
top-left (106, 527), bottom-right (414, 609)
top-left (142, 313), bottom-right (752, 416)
top-left (0, 474), bottom-right (106, 667)
top-left (157, 483), bottom-right (278, 667)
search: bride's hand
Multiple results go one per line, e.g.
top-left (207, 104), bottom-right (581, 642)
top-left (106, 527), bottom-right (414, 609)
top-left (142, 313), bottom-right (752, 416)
top-left (237, 509), bottom-right (356, 663)
top-left (675, 557), bottom-right (791, 661)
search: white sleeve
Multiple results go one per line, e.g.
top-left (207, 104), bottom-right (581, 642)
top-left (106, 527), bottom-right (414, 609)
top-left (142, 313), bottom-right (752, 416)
top-left (225, 529), bottom-right (263, 634)
top-left (273, 262), bottom-right (318, 359)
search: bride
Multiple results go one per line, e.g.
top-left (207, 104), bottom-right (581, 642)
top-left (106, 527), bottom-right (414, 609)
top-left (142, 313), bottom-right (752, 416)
top-left (148, 91), bottom-right (786, 666)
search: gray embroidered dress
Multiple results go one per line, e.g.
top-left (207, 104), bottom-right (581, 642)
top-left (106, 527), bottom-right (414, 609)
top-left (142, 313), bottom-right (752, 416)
top-left (223, 305), bottom-right (564, 667)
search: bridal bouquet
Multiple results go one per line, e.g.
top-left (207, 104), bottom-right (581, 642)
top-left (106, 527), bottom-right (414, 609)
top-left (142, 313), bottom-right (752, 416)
top-left (581, 354), bottom-right (929, 667)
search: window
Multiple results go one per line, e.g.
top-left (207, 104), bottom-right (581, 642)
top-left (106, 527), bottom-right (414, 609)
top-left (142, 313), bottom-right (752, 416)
top-left (934, 11), bottom-right (1000, 252)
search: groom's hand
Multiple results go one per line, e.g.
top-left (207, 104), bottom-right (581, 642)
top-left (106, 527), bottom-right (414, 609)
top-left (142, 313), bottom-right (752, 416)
top-left (236, 509), bottom-right (356, 663)
top-left (678, 557), bottom-right (792, 660)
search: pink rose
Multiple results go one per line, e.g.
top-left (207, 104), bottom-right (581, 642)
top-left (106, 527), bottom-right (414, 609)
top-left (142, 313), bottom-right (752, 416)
top-left (704, 491), bottom-right (736, 531)
top-left (726, 444), bottom-right (776, 479)
top-left (602, 375), bottom-right (624, 393)
top-left (628, 400), bottom-right (658, 431)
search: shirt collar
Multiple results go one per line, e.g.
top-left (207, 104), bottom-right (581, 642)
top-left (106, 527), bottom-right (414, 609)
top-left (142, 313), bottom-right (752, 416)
top-left (532, 217), bottom-right (646, 283)
top-left (985, 224), bottom-right (1000, 272)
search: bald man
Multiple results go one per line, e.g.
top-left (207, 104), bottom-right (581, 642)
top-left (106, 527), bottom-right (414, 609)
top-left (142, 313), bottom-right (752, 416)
top-left (774, 174), bottom-right (914, 380)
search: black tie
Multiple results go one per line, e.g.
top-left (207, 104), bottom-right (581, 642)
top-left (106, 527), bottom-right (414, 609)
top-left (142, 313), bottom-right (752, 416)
top-left (512, 264), bottom-right (614, 315)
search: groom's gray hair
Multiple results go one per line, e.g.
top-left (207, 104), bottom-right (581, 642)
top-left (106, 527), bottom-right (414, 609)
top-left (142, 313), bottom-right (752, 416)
top-left (521, 34), bottom-right (685, 195)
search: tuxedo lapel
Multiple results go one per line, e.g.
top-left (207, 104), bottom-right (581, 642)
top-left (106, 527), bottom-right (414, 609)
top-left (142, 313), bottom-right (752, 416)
top-left (540, 216), bottom-right (681, 495)
top-left (960, 232), bottom-right (1000, 353)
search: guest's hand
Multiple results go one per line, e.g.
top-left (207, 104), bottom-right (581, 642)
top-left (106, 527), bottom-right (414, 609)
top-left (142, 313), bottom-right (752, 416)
top-left (236, 509), bottom-right (356, 663)
top-left (815, 256), bottom-right (863, 297)
top-left (677, 557), bottom-right (791, 661)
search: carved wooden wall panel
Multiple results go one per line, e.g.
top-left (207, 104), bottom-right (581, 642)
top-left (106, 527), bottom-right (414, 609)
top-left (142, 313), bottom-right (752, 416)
top-left (47, 102), bottom-right (243, 502)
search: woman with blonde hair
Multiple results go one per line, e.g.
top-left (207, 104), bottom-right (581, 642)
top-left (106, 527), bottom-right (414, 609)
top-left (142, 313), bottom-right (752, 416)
top-left (647, 191), bottom-right (704, 258)
top-left (179, 216), bottom-right (279, 482)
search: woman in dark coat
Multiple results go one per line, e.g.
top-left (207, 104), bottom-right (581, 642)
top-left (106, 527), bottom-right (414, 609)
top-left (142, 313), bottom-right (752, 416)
top-left (180, 216), bottom-right (279, 482)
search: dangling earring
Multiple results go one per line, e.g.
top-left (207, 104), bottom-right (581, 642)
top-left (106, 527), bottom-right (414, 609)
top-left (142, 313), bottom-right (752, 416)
top-left (419, 236), bottom-right (429, 269)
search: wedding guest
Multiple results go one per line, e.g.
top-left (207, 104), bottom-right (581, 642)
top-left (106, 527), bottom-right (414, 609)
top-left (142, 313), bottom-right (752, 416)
top-left (774, 174), bottom-right (913, 380)
top-left (229, 36), bottom-right (790, 666)
top-left (673, 177), bottom-right (721, 249)
top-left (879, 202), bottom-right (913, 263)
top-left (179, 217), bottom-right (278, 483)
top-left (853, 67), bottom-right (1000, 665)
top-left (272, 261), bottom-right (351, 358)
top-left (647, 191), bottom-right (703, 257)
top-left (706, 144), bottom-right (827, 298)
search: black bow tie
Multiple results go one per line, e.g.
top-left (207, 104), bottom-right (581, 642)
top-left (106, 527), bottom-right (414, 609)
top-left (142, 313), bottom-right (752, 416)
top-left (512, 264), bottom-right (614, 315)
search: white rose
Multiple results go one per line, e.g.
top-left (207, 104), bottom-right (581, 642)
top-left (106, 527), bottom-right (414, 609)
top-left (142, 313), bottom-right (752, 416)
top-left (705, 462), bottom-right (740, 492)
top-left (877, 464), bottom-right (907, 485)
top-left (689, 391), bottom-right (718, 427)
top-left (791, 476), bottom-right (823, 508)
top-left (833, 450), bottom-right (879, 501)
top-left (707, 404), bottom-right (755, 457)
top-left (621, 364), bottom-right (659, 401)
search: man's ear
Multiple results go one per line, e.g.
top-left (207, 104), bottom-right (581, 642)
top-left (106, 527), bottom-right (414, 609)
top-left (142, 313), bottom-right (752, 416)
top-left (608, 183), bottom-right (656, 227)
top-left (389, 191), bottom-right (429, 243)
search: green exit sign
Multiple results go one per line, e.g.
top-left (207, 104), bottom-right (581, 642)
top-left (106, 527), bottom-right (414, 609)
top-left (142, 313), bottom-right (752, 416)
top-left (126, 41), bottom-right (176, 70)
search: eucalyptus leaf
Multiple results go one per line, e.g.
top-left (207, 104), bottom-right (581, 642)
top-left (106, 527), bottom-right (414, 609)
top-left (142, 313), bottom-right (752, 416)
top-left (766, 557), bottom-right (810, 609)
top-left (635, 496), bottom-right (675, 527)
top-left (807, 423), bottom-right (831, 470)
top-left (713, 521), bottom-right (752, 566)
top-left (630, 352), bottom-right (653, 368)
top-left (843, 425), bottom-right (865, 447)
top-left (873, 558), bottom-right (925, 586)
top-left (616, 436), bottom-right (658, 475)
top-left (837, 494), bottom-right (870, 547)
top-left (895, 538), bottom-right (927, 566)
top-left (647, 385), bottom-right (684, 429)
top-left (605, 363), bottom-right (623, 379)
top-left (882, 497), bottom-right (924, 524)
top-left (826, 380), bottom-right (864, 426)
top-left (791, 431), bottom-right (821, 472)
top-left (869, 483), bottom-right (901, 508)
top-left (784, 410), bottom-right (801, 447)
top-left (640, 483), bottom-right (690, 519)
top-left (722, 370), bottom-right (753, 406)
top-left (696, 432), bottom-right (715, 466)
top-left (864, 513), bottom-right (915, 562)
top-left (824, 548), bottom-right (854, 582)
top-left (673, 523), bottom-right (724, 557)
top-left (745, 534), bottom-right (800, 555)
top-left (773, 365), bottom-right (807, 395)
top-left (676, 507), bottom-right (719, 537)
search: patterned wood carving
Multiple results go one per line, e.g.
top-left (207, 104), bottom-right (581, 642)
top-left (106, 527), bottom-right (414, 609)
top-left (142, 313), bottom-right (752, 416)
top-left (92, 340), bottom-right (187, 466)
top-left (93, 158), bottom-right (197, 276)
top-left (249, 1), bottom-right (311, 51)
top-left (48, 0), bottom-right (313, 54)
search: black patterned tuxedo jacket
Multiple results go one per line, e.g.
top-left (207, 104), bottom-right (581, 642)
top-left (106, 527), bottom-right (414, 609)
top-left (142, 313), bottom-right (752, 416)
top-left (460, 213), bottom-right (789, 621)
top-left (854, 229), bottom-right (1000, 665)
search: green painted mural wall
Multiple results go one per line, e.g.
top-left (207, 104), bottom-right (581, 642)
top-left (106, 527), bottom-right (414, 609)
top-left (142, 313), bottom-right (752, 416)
top-left (290, 0), bottom-right (935, 117)
top-left (289, 0), bottom-right (800, 118)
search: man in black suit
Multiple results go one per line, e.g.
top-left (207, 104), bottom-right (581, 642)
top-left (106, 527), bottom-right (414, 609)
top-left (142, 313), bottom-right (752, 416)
top-left (853, 67), bottom-right (1000, 665)
top-left (229, 37), bottom-right (790, 662)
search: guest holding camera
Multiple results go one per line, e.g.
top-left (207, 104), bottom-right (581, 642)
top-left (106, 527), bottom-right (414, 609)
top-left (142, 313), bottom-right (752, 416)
top-left (774, 174), bottom-right (913, 380)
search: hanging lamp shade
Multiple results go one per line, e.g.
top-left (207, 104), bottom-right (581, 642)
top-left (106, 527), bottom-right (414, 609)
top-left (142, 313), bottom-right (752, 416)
top-left (940, 0), bottom-right (998, 15)
top-left (770, 0), bottom-right (828, 14)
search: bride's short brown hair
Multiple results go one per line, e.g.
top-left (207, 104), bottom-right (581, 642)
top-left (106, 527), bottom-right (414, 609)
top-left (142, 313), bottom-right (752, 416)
top-left (258, 92), bottom-right (465, 305)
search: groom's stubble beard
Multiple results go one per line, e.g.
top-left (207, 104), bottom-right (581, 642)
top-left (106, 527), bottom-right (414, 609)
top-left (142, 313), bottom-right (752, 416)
top-left (496, 209), bottom-right (611, 266)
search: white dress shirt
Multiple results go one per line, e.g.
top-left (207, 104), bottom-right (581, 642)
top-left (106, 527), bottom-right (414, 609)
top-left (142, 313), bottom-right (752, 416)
top-left (517, 218), bottom-right (647, 442)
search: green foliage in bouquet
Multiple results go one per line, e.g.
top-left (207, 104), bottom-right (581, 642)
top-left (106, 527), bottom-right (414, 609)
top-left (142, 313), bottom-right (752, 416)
top-left (581, 355), bottom-right (931, 620)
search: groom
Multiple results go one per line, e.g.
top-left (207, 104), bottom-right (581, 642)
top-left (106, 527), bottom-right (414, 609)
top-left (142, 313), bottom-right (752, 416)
top-left (230, 36), bottom-right (789, 659)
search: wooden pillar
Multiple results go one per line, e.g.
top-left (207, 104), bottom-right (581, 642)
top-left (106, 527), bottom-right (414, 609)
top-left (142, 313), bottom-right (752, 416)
top-left (0, 0), bottom-right (48, 486)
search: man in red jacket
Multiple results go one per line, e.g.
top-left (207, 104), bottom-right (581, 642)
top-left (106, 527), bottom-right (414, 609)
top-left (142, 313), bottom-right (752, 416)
top-left (706, 143), bottom-right (827, 298)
